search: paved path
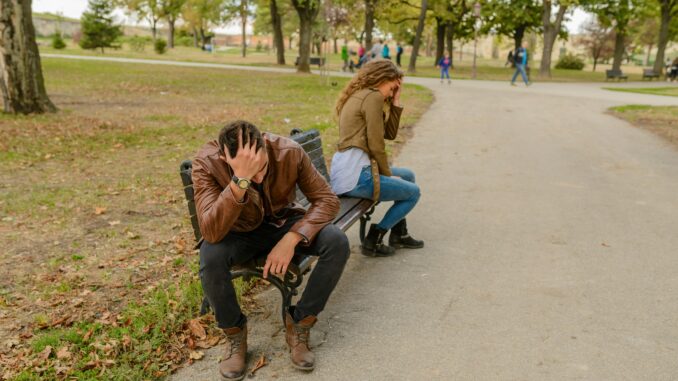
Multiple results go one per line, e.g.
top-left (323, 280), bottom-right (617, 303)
top-left (52, 55), bottom-right (678, 380)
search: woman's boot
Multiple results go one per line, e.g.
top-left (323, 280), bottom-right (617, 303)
top-left (361, 224), bottom-right (396, 257)
top-left (388, 219), bottom-right (424, 249)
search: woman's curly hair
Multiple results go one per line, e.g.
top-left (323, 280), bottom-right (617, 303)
top-left (335, 59), bottom-right (404, 116)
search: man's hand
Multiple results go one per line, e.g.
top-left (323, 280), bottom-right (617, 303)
top-left (219, 129), bottom-right (265, 180)
top-left (263, 232), bottom-right (304, 279)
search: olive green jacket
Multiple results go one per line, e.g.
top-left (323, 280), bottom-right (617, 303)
top-left (336, 88), bottom-right (403, 177)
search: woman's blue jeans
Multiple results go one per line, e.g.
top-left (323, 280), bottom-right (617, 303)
top-left (343, 166), bottom-right (421, 231)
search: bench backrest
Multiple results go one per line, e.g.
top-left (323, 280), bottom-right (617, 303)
top-left (179, 129), bottom-right (328, 242)
top-left (606, 69), bottom-right (623, 76)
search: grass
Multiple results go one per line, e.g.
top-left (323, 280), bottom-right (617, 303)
top-left (610, 105), bottom-right (678, 146)
top-left (38, 37), bottom-right (653, 83)
top-left (603, 87), bottom-right (678, 97)
top-left (0, 58), bottom-right (432, 380)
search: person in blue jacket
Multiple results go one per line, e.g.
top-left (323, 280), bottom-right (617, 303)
top-left (382, 41), bottom-right (391, 60)
top-left (511, 42), bottom-right (531, 86)
top-left (437, 52), bottom-right (452, 84)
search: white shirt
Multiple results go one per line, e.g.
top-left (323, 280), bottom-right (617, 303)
top-left (330, 148), bottom-right (370, 195)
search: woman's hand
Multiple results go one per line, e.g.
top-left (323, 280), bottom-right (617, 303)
top-left (392, 79), bottom-right (402, 107)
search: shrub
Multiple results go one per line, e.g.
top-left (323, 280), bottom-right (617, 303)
top-left (256, 40), bottom-right (263, 52)
top-left (154, 39), bottom-right (167, 54)
top-left (128, 36), bottom-right (148, 52)
top-left (51, 32), bottom-right (66, 49)
top-left (555, 53), bottom-right (585, 70)
top-left (176, 35), bottom-right (194, 47)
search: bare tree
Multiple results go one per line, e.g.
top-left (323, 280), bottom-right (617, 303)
top-left (0, 0), bottom-right (56, 114)
top-left (578, 16), bottom-right (614, 71)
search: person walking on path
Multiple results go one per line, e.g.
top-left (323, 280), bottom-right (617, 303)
top-left (341, 44), bottom-right (349, 72)
top-left (358, 44), bottom-right (365, 60)
top-left (193, 121), bottom-right (350, 380)
top-left (511, 42), bottom-right (530, 86)
top-left (331, 60), bottom-right (425, 257)
top-left (382, 41), bottom-right (391, 60)
top-left (437, 52), bottom-right (452, 84)
top-left (396, 42), bottom-right (404, 67)
top-left (370, 39), bottom-right (383, 59)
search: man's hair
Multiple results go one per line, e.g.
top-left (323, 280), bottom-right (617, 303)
top-left (218, 120), bottom-right (264, 158)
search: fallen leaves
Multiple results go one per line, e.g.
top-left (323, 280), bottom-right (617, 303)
top-left (94, 207), bottom-right (107, 215)
top-left (188, 351), bottom-right (204, 360)
top-left (56, 346), bottom-right (72, 360)
top-left (249, 354), bottom-right (268, 376)
top-left (187, 319), bottom-right (206, 340)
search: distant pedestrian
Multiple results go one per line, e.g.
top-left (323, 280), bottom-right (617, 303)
top-left (510, 42), bottom-right (530, 86)
top-left (341, 44), bottom-right (349, 72)
top-left (396, 42), bottom-right (403, 67)
top-left (437, 52), bottom-right (452, 84)
top-left (358, 44), bottom-right (365, 60)
top-left (382, 42), bottom-right (391, 60)
top-left (370, 39), bottom-right (383, 59)
top-left (668, 57), bottom-right (678, 82)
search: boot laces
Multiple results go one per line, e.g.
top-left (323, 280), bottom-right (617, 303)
top-left (225, 334), bottom-right (243, 357)
top-left (295, 326), bottom-right (310, 346)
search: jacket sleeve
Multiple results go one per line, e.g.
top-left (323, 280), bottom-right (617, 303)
top-left (384, 105), bottom-right (403, 140)
top-left (289, 149), bottom-right (340, 245)
top-left (362, 91), bottom-right (392, 177)
top-left (192, 157), bottom-right (246, 244)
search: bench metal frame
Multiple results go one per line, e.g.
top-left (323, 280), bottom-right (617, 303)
top-left (180, 129), bottom-right (376, 324)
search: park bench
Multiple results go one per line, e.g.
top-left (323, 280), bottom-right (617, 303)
top-left (642, 69), bottom-right (660, 80)
top-left (294, 56), bottom-right (326, 67)
top-left (605, 69), bottom-right (628, 81)
top-left (179, 129), bottom-right (376, 323)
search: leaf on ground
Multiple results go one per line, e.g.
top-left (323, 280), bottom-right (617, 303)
top-left (108, 220), bottom-right (121, 226)
top-left (249, 354), bottom-right (267, 376)
top-left (187, 318), bottom-right (206, 339)
top-left (195, 335), bottom-right (220, 349)
top-left (94, 207), bottom-right (107, 215)
top-left (38, 345), bottom-right (53, 360)
top-left (56, 346), bottom-right (72, 360)
top-left (83, 328), bottom-right (95, 341)
top-left (188, 351), bottom-right (204, 360)
top-left (174, 237), bottom-right (186, 251)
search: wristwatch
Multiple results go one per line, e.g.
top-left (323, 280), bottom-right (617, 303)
top-left (232, 175), bottom-right (251, 190)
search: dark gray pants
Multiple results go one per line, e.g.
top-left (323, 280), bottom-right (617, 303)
top-left (199, 216), bottom-right (350, 328)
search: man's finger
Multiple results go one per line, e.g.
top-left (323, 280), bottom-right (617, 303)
top-left (281, 264), bottom-right (288, 275)
top-left (262, 260), bottom-right (271, 279)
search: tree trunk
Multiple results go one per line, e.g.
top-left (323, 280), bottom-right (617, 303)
top-left (435, 17), bottom-right (445, 66)
top-left (168, 16), bottom-right (175, 48)
top-left (200, 27), bottom-right (207, 48)
top-left (611, 31), bottom-right (625, 71)
top-left (333, 37), bottom-right (338, 54)
top-left (446, 21), bottom-right (453, 68)
top-left (513, 24), bottom-right (525, 52)
top-left (653, 0), bottom-right (673, 74)
top-left (645, 43), bottom-right (652, 66)
top-left (592, 57), bottom-right (598, 72)
top-left (407, 0), bottom-right (428, 74)
top-left (539, 1), bottom-right (568, 78)
top-left (192, 26), bottom-right (199, 47)
top-left (292, 0), bottom-right (319, 73)
top-left (459, 42), bottom-right (463, 61)
top-left (288, 35), bottom-right (293, 49)
top-left (364, 0), bottom-right (376, 51)
top-left (241, 0), bottom-right (248, 58)
top-left (151, 19), bottom-right (157, 40)
top-left (297, 14), bottom-right (312, 72)
top-left (0, 0), bottom-right (56, 114)
top-left (269, 0), bottom-right (285, 64)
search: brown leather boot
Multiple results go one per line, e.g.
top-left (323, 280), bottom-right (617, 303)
top-left (219, 325), bottom-right (247, 381)
top-left (284, 310), bottom-right (317, 371)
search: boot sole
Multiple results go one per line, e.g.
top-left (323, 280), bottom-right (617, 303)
top-left (292, 363), bottom-right (315, 371)
top-left (360, 247), bottom-right (395, 257)
top-left (389, 243), bottom-right (425, 249)
top-left (220, 372), bottom-right (246, 381)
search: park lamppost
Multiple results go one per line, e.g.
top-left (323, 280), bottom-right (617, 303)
top-left (472, 2), bottom-right (481, 79)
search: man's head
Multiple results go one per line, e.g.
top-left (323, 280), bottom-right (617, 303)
top-left (218, 120), bottom-right (268, 183)
top-left (522, 41), bottom-right (528, 49)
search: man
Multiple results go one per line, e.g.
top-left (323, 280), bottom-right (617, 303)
top-left (370, 39), bottom-right (383, 59)
top-left (510, 42), bottom-right (530, 86)
top-left (396, 42), bottom-right (404, 67)
top-left (192, 121), bottom-right (349, 380)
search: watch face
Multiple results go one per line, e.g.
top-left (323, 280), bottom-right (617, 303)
top-left (237, 179), bottom-right (250, 189)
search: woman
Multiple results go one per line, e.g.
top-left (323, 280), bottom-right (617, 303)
top-left (330, 60), bottom-right (424, 257)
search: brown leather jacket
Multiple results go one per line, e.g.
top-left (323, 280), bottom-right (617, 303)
top-left (336, 88), bottom-right (403, 177)
top-left (192, 133), bottom-right (340, 244)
